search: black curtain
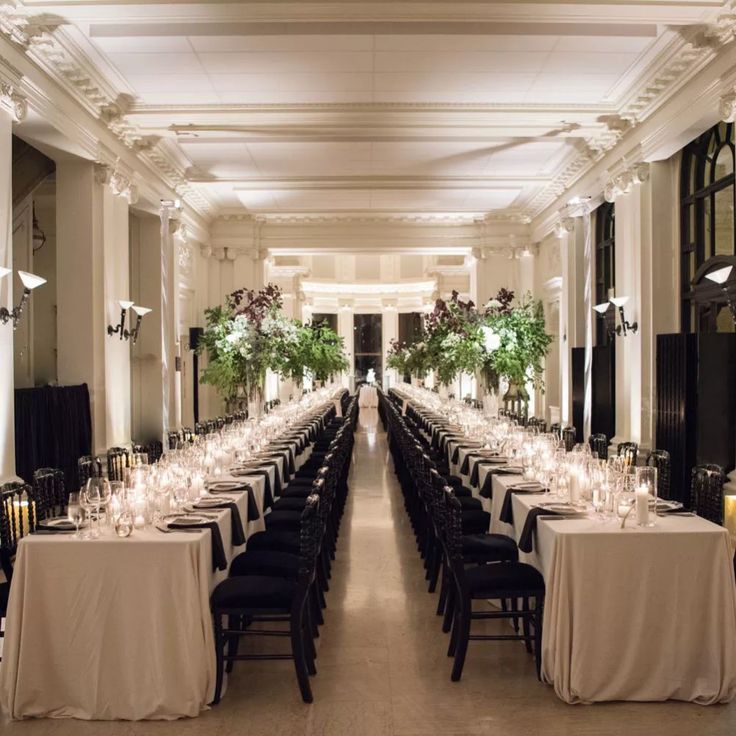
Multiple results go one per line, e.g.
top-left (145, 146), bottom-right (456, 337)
top-left (14, 384), bottom-right (92, 491)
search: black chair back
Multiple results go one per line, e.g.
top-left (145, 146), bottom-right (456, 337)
top-left (690, 464), bottom-right (725, 525)
top-left (107, 447), bottom-right (130, 482)
top-left (562, 427), bottom-right (576, 453)
top-left (0, 482), bottom-right (36, 581)
top-left (77, 455), bottom-right (102, 489)
top-left (617, 441), bottom-right (639, 468)
top-left (646, 450), bottom-right (672, 501)
top-left (588, 434), bottom-right (609, 461)
top-left (32, 467), bottom-right (66, 518)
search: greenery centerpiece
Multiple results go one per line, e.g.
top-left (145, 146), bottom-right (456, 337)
top-left (481, 289), bottom-right (553, 406)
top-left (197, 285), bottom-right (348, 410)
top-left (386, 288), bottom-right (552, 412)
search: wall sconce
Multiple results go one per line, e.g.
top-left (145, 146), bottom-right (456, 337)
top-left (0, 268), bottom-right (47, 329)
top-left (107, 301), bottom-right (152, 344)
top-left (704, 265), bottom-right (736, 324)
top-left (108, 300), bottom-right (135, 339)
top-left (129, 305), bottom-right (151, 345)
top-left (593, 296), bottom-right (638, 337)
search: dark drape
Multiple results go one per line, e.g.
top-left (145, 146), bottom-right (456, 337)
top-left (14, 384), bottom-right (92, 490)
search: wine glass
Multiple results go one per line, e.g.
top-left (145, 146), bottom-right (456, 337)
top-left (67, 492), bottom-right (83, 538)
top-left (84, 479), bottom-right (105, 539)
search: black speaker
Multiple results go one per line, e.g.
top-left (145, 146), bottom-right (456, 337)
top-left (189, 327), bottom-right (203, 351)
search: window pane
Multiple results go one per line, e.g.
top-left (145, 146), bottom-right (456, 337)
top-left (713, 184), bottom-right (735, 256)
top-left (354, 313), bottom-right (382, 355)
top-left (714, 145), bottom-right (734, 180)
top-left (398, 312), bottom-right (423, 345)
top-left (312, 313), bottom-right (337, 332)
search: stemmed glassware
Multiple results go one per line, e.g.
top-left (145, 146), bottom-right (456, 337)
top-left (67, 491), bottom-right (83, 538)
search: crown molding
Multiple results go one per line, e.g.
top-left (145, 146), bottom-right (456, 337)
top-left (24, 2), bottom-right (716, 26)
top-left (0, 3), bottom-right (215, 220)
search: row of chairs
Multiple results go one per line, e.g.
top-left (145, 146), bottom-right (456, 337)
top-left (210, 395), bottom-right (359, 703)
top-left (382, 391), bottom-right (544, 682)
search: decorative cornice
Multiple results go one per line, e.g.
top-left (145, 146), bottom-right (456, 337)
top-left (250, 212), bottom-right (482, 224)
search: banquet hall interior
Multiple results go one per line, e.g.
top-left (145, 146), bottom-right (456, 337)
top-left (1, 1), bottom-right (736, 734)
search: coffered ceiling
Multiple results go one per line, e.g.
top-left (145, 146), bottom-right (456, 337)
top-left (11, 1), bottom-right (734, 220)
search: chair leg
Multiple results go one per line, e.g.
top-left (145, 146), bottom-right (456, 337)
top-left (442, 581), bottom-right (455, 634)
top-left (436, 564), bottom-right (448, 616)
top-left (304, 608), bottom-right (317, 676)
top-left (290, 610), bottom-right (314, 703)
top-left (428, 545), bottom-right (441, 593)
top-left (225, 614), bottom-right (242, 673)
top-left (451, 597), bottom-right (472, 682)
top-left (510, 597), bottom-right (520, 634)
top-left (522, 597), bottom-right (532, 654)
top-left (212, 612), bottom-right (225, 705)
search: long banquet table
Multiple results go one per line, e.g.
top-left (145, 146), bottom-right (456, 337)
top-left (0, 402), bottom-right (334, 720)
top-left (394, 388), bottom-right (736, 705)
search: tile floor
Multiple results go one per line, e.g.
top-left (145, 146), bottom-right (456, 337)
top-left (2, 409), bottom-right (735, 735)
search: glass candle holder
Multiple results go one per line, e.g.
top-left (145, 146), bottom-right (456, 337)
top-left (634, 466), bottom-right (658, 527)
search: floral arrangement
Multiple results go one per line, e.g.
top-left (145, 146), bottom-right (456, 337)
top-left (198, 284), bottom-right (348, 405)
top-left (481, 291), bottom-right (552, 399)
top-left (386, 289), bottom-right (552, 404)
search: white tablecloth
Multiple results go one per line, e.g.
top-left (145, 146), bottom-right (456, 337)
top-left (0, 418), bottom-right (324, 720)
top-left (411, 400), bottom-right (736, 705)
top-left (0, 492), bottom-right (250, 720)
top-left (358, 385), bottom-right (378, 408)
top-left (487, 472), bottom-right (736, 704)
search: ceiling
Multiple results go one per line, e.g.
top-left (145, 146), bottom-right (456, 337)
top-left (19, 1), bottom-right (727, 219)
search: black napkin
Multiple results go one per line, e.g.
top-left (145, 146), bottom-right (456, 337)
top-left (499, 486), bottom-right (547, 524)
top-left (203, 501), bottom-right (245, 546)
top-left (270, 445), bottom-right (296, 475)
top-left (232, 469), bottom-right (273, 509)
top-left (518, 507), bottom-right (560, 554)
top-left (256, 459), bottom-right (282, 495)
top-left (461, 452), bottom-right (496, 477)
top-left (208, 484), bottom-right (260, 521)
top-left (470, 459), bottom-right (503, 487)
top-left (169, 520), bottom-right (227, 572)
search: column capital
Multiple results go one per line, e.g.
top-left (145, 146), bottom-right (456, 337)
top-left (0, 56), bottom-right (25, 122)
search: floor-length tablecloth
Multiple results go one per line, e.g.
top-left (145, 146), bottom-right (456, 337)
top-left (0, 413), bottom-right (327, 720)
top-left (358, 385), bottom-right (378, 408)
top-left (396, 390), bottom-right (736, 705)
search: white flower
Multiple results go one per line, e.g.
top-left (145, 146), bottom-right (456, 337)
top-left (485, 298), bottom-right (503, 310)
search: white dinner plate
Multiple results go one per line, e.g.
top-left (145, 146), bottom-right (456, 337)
top-left (208, 481), bottom-right (246, 492)
top-left (168, 515), bottom-right (209, 527)
top-left (538, 505), bottom-right (587, 517)
top-left (193, 497), bottom-right (225, 508)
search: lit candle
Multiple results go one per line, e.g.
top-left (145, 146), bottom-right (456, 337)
top-left (635, 485), bottom-right (649, 526)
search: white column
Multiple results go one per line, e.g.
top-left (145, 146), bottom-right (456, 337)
top-left (582, 209), bottom-right (593, 440)
top-left (57, 160), bottom-right (131, 453)
top-left (338, 300), bottom-right (354, 391)
top-left (382, 300), bottom-right (399, 390)
top-left (159, 203), bottom-right (181, 434)
top-left (0, 100), bottom-right (17, 481)
top-left (613, 161), bottom-right (677, 450)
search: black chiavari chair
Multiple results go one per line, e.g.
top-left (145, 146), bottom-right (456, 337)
top-left (77, 455), bottom-right (102, 489)
top-left (32, 467), bottom-right (67, 518)
top-left (690, 464), bottom-right (725, 525)
top-left (211, 494), bottom-right (322, 704)
top-left (588, 433), bottom-right (609, 461)
top-left (617, 441), bottom-right (639, 468)
top-left (646, 450), bottom-right (672, 501)
top-left (562, 427), bottom-right (576, 453)
top-left (107, 447), bottom-right (131, 482)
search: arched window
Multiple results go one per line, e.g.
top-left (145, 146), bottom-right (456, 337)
top-left (595, 201), bottom-right (615, 345)
top-left (680, 121), bottom-right (736, 333)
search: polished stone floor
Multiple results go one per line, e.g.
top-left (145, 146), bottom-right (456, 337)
top-left (3, 409), bottom-right (736, 735)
